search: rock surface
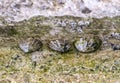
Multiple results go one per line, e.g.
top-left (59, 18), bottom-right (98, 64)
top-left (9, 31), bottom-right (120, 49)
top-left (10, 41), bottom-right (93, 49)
top-left (0, 13), bottom-right (120, 83)
top-left (0, 0), bottom-right (120, 22)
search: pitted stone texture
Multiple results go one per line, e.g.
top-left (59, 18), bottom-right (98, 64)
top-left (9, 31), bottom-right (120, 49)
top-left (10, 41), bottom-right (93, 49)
top-left (0, 0), bottom-right (120, 22)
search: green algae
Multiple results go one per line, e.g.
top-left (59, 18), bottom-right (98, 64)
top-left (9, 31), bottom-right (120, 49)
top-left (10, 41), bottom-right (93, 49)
top-left (0, 16), bottom-right (120, 82)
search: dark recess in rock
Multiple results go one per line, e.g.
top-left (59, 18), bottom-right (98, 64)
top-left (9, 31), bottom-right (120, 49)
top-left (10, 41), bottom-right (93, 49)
top-left (82, 7), bottom-right (92, 14)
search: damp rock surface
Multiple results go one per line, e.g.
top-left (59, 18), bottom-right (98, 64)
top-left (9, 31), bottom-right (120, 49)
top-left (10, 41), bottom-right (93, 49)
top-left (0, 1), bottom-right (120, 83)
top-left (0, 15), bottom-right (120, 83)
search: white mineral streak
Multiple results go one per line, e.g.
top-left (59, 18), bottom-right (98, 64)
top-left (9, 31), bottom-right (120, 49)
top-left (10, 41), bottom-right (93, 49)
top-left (0, 0), bottom-right (120, 22)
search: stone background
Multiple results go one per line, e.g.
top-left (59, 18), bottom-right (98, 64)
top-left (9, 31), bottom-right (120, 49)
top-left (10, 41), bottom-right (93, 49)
top-left (0, 0), bottom-right (120, 22)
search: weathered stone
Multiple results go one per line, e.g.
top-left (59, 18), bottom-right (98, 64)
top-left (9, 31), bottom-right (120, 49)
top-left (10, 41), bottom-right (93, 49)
top-left (48, 39), bottom-right (71, 53)
top-left (1, 0), bottom-right (120, 22)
